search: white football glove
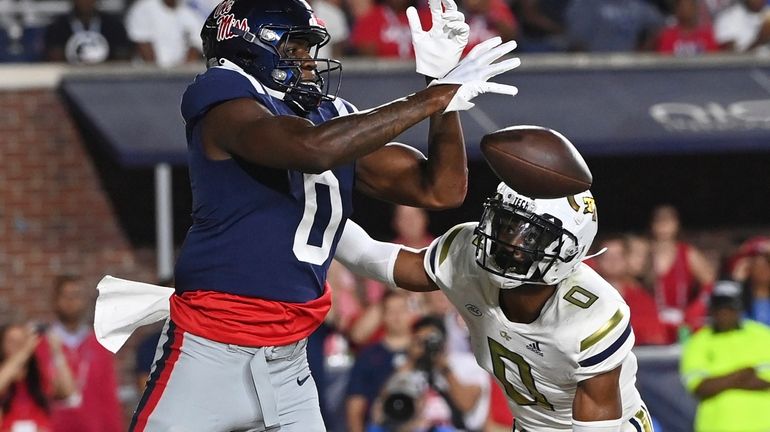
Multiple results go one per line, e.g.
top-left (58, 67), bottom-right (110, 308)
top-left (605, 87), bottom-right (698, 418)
top-left (407, 0), bottom-right (469, 79)
top-left (430, 37), bottom-right (520, 112)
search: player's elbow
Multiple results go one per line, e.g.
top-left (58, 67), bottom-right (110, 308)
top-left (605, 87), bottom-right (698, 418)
top-left (426, 179), bottom-right (468, 210)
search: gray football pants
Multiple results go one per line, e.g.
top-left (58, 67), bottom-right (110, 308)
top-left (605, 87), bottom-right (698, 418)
top-left (130, 319), bottom-right (326, 432)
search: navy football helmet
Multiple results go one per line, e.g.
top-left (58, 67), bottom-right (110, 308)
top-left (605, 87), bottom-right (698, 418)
top-left (201, 0), bottom-right (342, 113)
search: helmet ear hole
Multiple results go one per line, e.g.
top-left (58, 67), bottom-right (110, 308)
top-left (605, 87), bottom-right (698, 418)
top-left (234, 51), bottom-right (256, 67)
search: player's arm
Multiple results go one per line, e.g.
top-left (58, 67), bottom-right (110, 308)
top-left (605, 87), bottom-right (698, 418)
top-left (353, 0), bottom-right (479, 209)
top-left (334, 220), bottom-right (437, 292)
top-left (354, 97), bottom-right (467, 208)
top-left (572, 366), bottom-right (623, 432)
top-left (572, 298), bottom-right (636, 432)
top-left (393, 248), bottom-right (438, 292)
top-left (200, 85), bottom-right (458, 174)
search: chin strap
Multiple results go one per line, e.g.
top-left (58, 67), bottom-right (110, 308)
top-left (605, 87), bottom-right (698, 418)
top-left (581, 247), bottom-right (608, 262)
top-left (284, 82), bottom-right (323, 114)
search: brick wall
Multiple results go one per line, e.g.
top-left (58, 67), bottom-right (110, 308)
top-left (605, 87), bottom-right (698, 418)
top-left (0, 88), bottom-right (155, 319)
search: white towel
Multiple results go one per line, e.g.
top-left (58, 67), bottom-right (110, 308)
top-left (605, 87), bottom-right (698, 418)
top-left (94, 275), bottom-right (173, 353)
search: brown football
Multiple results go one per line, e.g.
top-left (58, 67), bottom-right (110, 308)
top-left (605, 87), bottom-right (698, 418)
top-left (480, 125), bottom-right (592, 199)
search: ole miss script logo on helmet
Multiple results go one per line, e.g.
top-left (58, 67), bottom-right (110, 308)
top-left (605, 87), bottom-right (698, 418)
top-left (214, 0), bottom-right (249, 41)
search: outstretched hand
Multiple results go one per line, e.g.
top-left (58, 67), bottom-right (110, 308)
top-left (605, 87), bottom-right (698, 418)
top-left (430, 37), bottom-right (520, 112)
top-left (407, 0), bottom-right (469, 79)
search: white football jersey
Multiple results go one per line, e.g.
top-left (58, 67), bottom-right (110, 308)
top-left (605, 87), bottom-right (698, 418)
top-left (424, 223), bottom-right (645, 432)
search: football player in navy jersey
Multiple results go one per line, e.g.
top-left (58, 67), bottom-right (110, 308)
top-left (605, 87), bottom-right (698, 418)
top-left (128, 0), bottom-right (520, 430)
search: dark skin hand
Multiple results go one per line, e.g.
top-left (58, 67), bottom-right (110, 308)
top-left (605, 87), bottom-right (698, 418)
top-left (202, 39), bottom-right (468, 209)
top-left (695, 367), bottom-right (770, 400)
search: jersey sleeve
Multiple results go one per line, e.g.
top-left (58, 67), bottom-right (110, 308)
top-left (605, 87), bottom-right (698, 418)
top-left (423, 223), bottom-right (474, 293)
top-left (332, 97), bottom-right (358, 117)
top-left (573, 301), bottom-right (635, 381)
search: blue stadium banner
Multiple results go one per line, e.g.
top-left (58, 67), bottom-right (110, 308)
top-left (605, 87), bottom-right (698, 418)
top-left (60, 56), bottom-right (770, 167)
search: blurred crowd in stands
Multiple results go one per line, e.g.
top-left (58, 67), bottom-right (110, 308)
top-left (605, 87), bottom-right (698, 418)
top-left (2, 0), bottom-right (770, 64)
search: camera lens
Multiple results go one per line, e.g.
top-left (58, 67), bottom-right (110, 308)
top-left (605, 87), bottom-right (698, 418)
top-left (382, 392), bottom-right (416, 423)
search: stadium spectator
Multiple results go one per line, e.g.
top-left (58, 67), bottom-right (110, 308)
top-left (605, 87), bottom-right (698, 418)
top-left (593, 236), bottom-right (669, 345)
top-left (311, 0), bottom-right (350, 58)
top-left (124, 0), bottom-right (202, 67)
top-left (346, 291), bottom-right (414, 432)
top-left (391, 206), bottom-right (434, 251)
top-left (308, 261), bottom-right (362, 430)
top-left (347, 0), bottom-right (377, 19)
top-left (133, 324), bottom-right (161, 393)
top-left (421, 291), bottom-right (471, 355)
top-left (484, 377), bottom-right (513, 432)
top-left (43, 0), bottom-right (132, 64)
top-left (366, 316), bottom-right (487, 432)
top-left (649, 205), bottom-right (715, 341)
top-left (0, 322), bottom-right (75, 432)
top-left (741, 247), bottom-right (770, 327)
top-left (0, 15), bottom-right (44, 62)
top-left (457, 0), bottom-right (518, 53)
top-left (350, 206), bottom-right (435, 347)
top-left (565, 0), bottom-right (664, 52)
top-left (680, 280), bottom-right (770, 432)
top-left (625, 233), bottom-right (653, 287)
top-left (350, 0), bottom-right (430, 58)
top-left (47, 275), bottom-right (123, 432)
top-left (703, 0), bottom-right (737, 19)
top-left (727, 236), bottom-right (770, 281)
top-left (327, 259), bottom-right (365, 338)
top-left (183, 0), bottom-right (220, 28)
top-left (713, 0), bottom-right (770, 52)
top-left (657, 0), bottom-right (720, 55)
top-left (513, 0), bottom-right (570, 52)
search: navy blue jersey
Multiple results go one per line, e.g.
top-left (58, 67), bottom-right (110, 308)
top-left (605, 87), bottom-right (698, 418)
top-left (175, 60), bottom-right (357, 303)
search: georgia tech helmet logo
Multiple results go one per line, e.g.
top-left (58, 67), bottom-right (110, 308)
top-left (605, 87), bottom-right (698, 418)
top-left (567, 195), bottom-right (597, 222)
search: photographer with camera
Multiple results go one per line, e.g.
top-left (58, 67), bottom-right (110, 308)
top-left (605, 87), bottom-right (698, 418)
top-left (0, 320), bottom-right (75, 432)
top-left (370, 316), bottom-right (489, 432)
top-left (346, 291), bottom-right (415, 432)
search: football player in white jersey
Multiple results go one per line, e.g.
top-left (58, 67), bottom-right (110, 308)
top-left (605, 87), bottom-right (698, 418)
top-left (334, 183), bottom-right (654, 432)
